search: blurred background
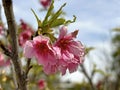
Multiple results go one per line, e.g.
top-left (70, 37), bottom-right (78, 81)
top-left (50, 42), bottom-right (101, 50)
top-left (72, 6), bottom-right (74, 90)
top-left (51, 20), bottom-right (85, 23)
top-left (0, 0), bottom-right (120, 90)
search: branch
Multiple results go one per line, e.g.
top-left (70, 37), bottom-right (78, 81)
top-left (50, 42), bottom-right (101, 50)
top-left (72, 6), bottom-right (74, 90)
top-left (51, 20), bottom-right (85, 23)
top-left (0, 41), bottom-right (12, 57)
top-left (80, 64), bottom-right (96, 90)
top-left (2, 0), bottom-right (27, 90)
top-left (25, 59), bottom-right (32, 83)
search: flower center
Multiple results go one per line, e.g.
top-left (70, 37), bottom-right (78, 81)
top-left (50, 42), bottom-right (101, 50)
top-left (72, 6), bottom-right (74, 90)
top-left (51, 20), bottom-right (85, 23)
top-left (39, 43), bottom-right (48, 52)
top-left (22, 33), bottom-right (30, 40)
top-left (58, 39), bottom-right (69, 50)
top-left (35, 42), bottom-right (49, 54)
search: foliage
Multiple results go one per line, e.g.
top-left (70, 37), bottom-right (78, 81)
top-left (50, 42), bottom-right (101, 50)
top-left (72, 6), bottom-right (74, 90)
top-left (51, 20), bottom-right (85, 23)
top-left (111, 27), bottom-right (120, 90)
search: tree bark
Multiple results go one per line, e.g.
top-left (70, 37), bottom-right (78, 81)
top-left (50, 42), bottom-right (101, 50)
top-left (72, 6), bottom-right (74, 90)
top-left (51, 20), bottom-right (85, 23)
top-left (2, 0), bottom-right (27, 90)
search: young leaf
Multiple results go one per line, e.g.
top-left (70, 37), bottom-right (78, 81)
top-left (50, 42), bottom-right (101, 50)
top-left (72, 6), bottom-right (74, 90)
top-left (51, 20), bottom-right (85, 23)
top-left (42, 0), bottom-right (54, 26)
top-left (65, 15), bottom-right (76, 25)
top-left (85, 47), bottom-right (94, 55)
top-left (50, 18), bottom-right (65, 27)
top-left (31, 9), bottom-right (42, 28)
top-left (48, 3), bottom-right (66, 26)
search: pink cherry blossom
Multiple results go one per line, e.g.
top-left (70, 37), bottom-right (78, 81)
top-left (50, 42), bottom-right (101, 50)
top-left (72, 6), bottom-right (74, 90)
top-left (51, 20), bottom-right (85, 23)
top-left (20, 19), bottom-right (28, 30)
top-left (54, 26), bottom-right (85, 75)
top-left (0, 53), bottom-right (10, 67)
top-left (18, 30), bottom-right (33, 47)
top-left (38, 79), bottom-right (46, 90)
top-left (23, 40), bottom-right (35, 58)
top-left (24, 26), bottom-right (84, 75)
top-left (40, 0), bottom-right (51, 8)
top-left (43, 63), bottom-right (58, 74)
top-left (18, 20), bottom-right (34, 47)
top-left (24, 35), bottom-right (58, 70)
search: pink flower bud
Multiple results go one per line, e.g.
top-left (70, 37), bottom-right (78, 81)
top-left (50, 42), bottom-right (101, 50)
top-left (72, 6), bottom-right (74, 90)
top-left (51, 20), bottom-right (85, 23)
top-left (40, 0), bottom-right (51, 8)
top-left (38, 79), bottom-right (46, 90)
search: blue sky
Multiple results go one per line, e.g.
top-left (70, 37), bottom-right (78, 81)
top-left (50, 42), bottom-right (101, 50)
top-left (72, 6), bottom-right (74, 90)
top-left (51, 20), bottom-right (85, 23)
top-left (1, 0), bottom-right (120, 46)
top-left (0, 0), bottom-right (120, 82)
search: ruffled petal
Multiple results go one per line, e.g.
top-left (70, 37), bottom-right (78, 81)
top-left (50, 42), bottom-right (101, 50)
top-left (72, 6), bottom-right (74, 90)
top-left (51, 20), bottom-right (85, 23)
top-left (24, 41), bottom-right (35, 58)
top-left (59, 26), bottom-right (67, 39)
top-left (43, 64), bottom-right (57, 74)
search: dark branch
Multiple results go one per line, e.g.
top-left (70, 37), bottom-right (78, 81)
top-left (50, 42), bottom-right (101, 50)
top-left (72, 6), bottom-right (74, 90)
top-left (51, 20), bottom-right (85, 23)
top-left (0, 41), bottom-right (12, 57)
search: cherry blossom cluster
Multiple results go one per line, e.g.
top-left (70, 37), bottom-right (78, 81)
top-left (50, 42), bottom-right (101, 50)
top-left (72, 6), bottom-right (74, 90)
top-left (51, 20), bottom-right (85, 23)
top-left (24, 26), bottom-right (85, 75)
top-left (18, 19), bottom-right (34, 47)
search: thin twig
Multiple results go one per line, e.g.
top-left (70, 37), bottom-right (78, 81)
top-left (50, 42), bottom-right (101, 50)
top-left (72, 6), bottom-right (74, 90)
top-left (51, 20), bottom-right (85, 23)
top-left (0, 41), bottom-right (12, 58)
top-left (25, 58), bottom-right (32, 83)
top-left (80, 64), bottom-right (96, 90)
top-left (25, 59), bottom-right (32, 75)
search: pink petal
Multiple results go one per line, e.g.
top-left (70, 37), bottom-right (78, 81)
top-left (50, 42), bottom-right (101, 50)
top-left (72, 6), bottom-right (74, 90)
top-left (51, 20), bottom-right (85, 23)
top-left (36, 51), bottom-right (57, 66)
top-left (62, 50), bottom-right (74, 62)
top-left (59, 66), bottom-right (67, 75)
top-left (43, 64), bottom-right (57, 74)
top-left (59, 26), bottom-right (67, 39)
top-left (33, 35), bottom-right (57, 66)
top-left (65, 30), bottom-right (79, 39)
top-left (33, 35), bottom-right (49, 43)
top-left (24, 41), bottom-right (35, 58)
top-left (53, 46), bottom-right (61, 59)
top-left (68, 63), bottom-right (78, 73)
top-left (68, 41), bottom-right (85, 57)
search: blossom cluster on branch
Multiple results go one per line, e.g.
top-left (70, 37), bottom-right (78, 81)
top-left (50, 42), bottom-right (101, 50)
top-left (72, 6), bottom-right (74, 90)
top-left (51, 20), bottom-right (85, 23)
top-left (22, 0), bottom-right (85, 75)
top-left (24, 26), bottom-right (84, 75)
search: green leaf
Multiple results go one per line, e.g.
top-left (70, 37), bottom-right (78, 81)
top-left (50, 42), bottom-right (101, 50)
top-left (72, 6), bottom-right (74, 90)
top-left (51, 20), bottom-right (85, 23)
top-left (42, 0), bottom-right (54, 26)
top-left (65, 15), bottom-right (76, 25)
top-left (85, 47), bottom-right (94, 54)
top-left (44, 32), bottom-right (56, 42)
top-left (112, 34), bottom-right (120, 43)
top-left (48, 3), bottom-right (66, 26)
top-left (112, 27), bottom-right (120, 32)
top-left (32, 64), bottom-right (43, 74)
top-left (93, 69), bottom-right (106, 76)
top-left (31, 9), bottom-right (42, 28)
top-left (51, 18), bottom-right (65, 27)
